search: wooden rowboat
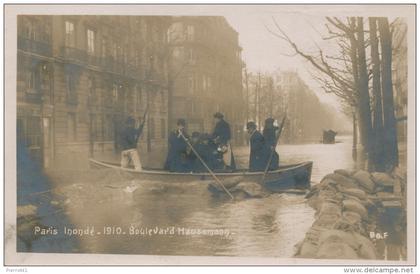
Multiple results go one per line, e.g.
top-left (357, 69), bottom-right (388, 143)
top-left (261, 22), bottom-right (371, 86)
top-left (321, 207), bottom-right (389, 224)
top-left (89, 158), bottom-right (313, 191)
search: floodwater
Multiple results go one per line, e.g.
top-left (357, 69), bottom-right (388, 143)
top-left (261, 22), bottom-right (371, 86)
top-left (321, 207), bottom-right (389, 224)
top-left (54, 135), bottom-right (356, 257)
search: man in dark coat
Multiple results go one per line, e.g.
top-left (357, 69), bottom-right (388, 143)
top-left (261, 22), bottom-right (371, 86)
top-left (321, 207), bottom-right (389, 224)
top-left (263, 118), bottom-right (280, 170)
top-left (120, 116), bottom-right (145, 170)
top-left (186, 131), bottom-right (201, 172)
top-left (187, 133), bottom-right (212, 172)
top-left (246, 121), bottom-right (271, 172)
top-left (211, 112), bottom-right (236, 170)
top-left (164, 119), bottom-right (190, 172)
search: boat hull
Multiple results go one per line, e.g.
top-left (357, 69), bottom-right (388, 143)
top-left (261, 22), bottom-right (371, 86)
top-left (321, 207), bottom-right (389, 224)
top-left (89, 159), bottom-right (313, 190)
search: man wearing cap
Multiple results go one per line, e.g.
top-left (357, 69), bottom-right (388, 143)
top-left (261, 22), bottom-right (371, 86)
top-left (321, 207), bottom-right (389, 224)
top-left (164, 118), bottom-right (190, 172)
top-left (120, 116), bottom-right (145, 170)
top-left (246, 121), bottom-right (271, 172)
top-left (211, 112), bottom-right (236, 170)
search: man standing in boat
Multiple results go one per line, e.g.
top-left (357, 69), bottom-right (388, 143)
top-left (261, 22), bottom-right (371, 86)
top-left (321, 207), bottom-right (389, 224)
top-left (246, 121), bottom-right (272, 171)
top-left (120, 116), bottom-right (145, 171)
top-left (164, 118), bottom-right (190, 172)
top-left (263, 118), bottom-right (280, 170)
top-left (211, 112), bottom-right (236, 170)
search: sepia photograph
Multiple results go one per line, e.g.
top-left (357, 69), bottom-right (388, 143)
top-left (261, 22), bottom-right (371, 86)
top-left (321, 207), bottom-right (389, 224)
top-left (3, 3), bottom-right (416, 267)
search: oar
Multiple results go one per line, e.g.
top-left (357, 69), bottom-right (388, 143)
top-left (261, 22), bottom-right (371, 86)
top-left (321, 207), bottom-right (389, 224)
top-left (135, 106), bottom-right (149, 143)
top-left (178, 131), bottom-right (234, 200)
top-left (260, 114), bottom-right (287, 184)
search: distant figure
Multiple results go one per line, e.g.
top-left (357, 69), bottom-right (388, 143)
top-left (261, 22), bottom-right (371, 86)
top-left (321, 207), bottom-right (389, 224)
top-left (246, 121), bottom-right (271, 172)
top-left (323, 129), bottom-right (337, 144)
top-left (211, 112), bottom-right (236, 170)
top-left (120, 116), bottom-right (145, 170)
top-left (263, 118), bottom-right (280, 169)
top-left (164, 119), bottom-right (190, 172)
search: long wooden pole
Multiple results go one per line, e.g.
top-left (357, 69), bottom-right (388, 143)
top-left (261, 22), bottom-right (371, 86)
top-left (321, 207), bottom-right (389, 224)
top-left (260, 114), bottom-right (287, 184)
top-left (135, 106), bottom-right (149, 143)
top-left (179, 131), bottom-right (234, 200)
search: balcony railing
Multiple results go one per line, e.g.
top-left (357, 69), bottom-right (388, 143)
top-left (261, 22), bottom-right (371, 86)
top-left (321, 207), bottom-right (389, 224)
top-left (59, 47), bottom-right (166, 84)
top-left (86, 54), bottom-right (102, 67)
top-left (18, 36), bottom-right (52, 56)
top-left (102, 57), bottom-right (126, 75)
top-left (61, 47), bottom-right (88, 63)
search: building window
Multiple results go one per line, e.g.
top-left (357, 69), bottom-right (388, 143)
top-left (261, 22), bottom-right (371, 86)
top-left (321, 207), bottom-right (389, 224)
top-left (202, 75), bottom-right (207, 91)
top-left (23, 20), bottom-right (37, 40)
top-left (187, 25), bottom-right (194, 41)
top-left (135, 85), bottom-right (142, 110)
top-left (88, 76), bottom-right (96, 104)
top-left (104, 114), bottom-right (114, 141)
top-left (111, 41), bottom-right (117, 59)
top-left (26, 116), bottom-right (42, 148)
top-left (188, 75), bottom-right (194, 94)
top-left (149, 118), bottom-right (155, 139)
top-left (27, 70), bottom-right (37, 93)
top-left (207, 76), bottom-right (211, 90)
top-left (191, 102), bottom-right (195, 115)
top-left (65, 21), bottom-right (75, 47)
top-left (160, 118), bottom-right (166, 139)
top-left (87, 28), bottom-right (95, 55)
top-left (188, 48), bottom-right (195, 64)
top-left (67, 112), bottom-right (76, 141)
top-left (112, 84), bottom-right (119, 104)
top-left (89, 114), bottom-right (97, 141)
top-left (66, 74), bottom-right (77, 104)
top-left (101, 37), bottom-right (107, 58)
top-left (117, 44), bottom-right (123, 61)
top-left (160, 91), bottom-right (165, 107)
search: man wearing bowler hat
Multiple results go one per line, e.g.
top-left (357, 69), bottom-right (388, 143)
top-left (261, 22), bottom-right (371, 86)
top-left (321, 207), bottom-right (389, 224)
top-left (246, 121), bottom-right (271, 172)
top-left (164, 118), bottom-right (190, 172)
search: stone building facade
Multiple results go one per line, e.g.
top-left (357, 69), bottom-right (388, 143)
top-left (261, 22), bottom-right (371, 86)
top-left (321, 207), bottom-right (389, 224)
top-left (17, 15), bottom-right (170, 169)
top-left (167, 16), bottom-right (245, 144)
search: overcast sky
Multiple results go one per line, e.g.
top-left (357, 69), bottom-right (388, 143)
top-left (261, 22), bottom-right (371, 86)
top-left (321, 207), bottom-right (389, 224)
top-left (225, 11), bottom-right (340, 107)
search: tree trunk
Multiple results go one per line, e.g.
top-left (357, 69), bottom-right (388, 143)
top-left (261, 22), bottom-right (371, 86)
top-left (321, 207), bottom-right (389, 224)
top-left (352, 111), bottom-right (358, 161)
top-left (348, 18), bottom-right (364, 147)
top-left (378, 17), bottom-right (399, 169)
top-left (356, 17), bottom-right (374, 169)
top-left (369, 17), bottom-right (386, 171)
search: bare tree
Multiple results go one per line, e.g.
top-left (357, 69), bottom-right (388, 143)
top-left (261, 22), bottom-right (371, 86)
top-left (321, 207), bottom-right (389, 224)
top-left (266, 16), bottom-right (400, 171)
top-left (369, 17), bottom-right (385, 171)
top-left (378, 17), bottom-right (399, 169)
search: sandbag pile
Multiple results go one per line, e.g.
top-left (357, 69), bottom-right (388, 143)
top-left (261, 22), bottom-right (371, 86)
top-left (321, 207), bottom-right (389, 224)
top-left (295, 168), bottom-right (404, 260)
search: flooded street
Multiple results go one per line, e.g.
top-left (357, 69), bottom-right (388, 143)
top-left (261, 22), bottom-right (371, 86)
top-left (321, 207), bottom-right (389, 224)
top-left (55, 135), bottom-right (356, 257)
